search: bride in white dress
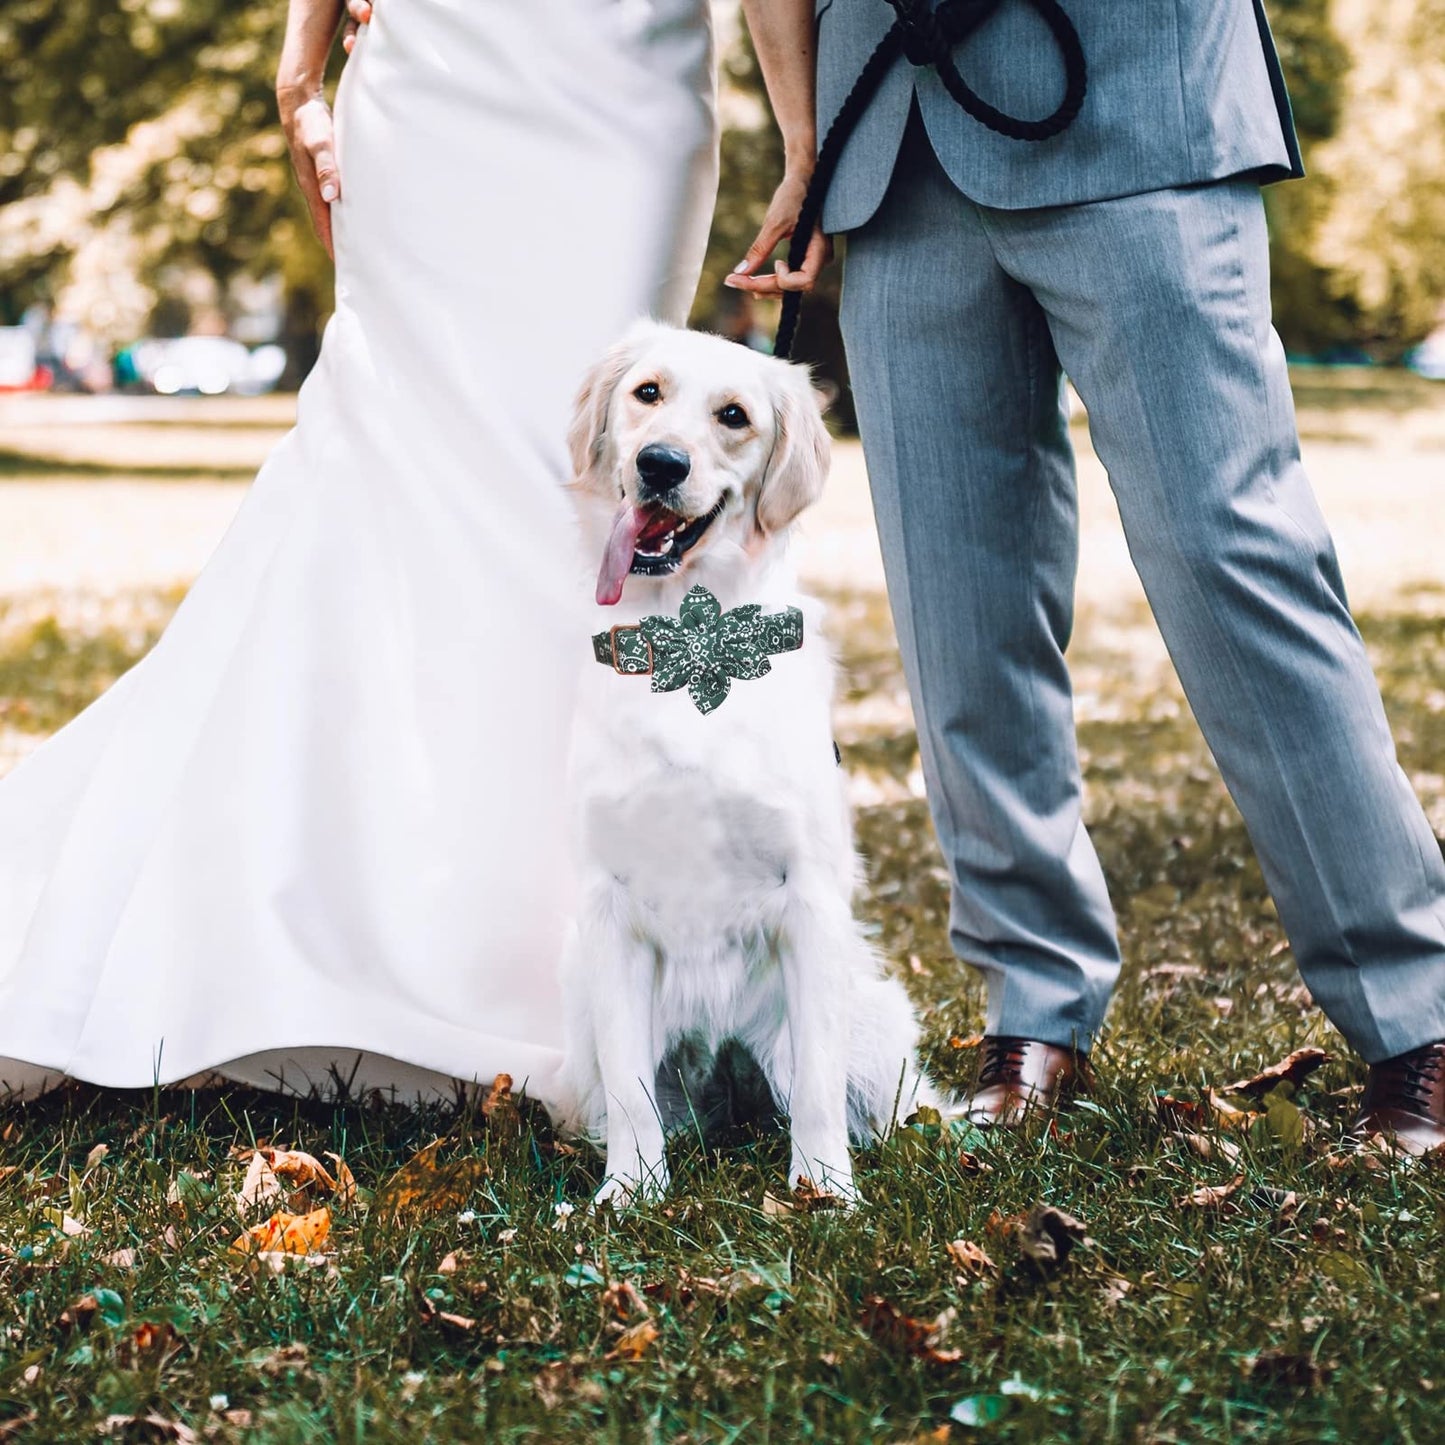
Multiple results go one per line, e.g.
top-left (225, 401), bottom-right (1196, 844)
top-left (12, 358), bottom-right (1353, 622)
top-left (0, 0), bottom-right (718, 1106)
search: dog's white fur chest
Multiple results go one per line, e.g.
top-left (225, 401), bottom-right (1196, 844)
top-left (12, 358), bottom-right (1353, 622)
top-left (575, 595), bottom-right (844, 951)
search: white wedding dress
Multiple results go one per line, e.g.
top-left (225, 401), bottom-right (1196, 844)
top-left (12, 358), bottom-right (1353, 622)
top-left (0, 0), bottom-right (718, 1106)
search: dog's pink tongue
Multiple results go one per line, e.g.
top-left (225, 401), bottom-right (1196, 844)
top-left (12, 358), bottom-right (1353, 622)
top-left (596, 502), bottom-right (651, 606)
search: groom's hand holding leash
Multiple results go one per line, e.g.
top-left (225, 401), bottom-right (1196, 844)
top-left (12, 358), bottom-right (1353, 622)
top-left (728, 0), bottom-right (833, 298)
top-left (277, 0), bottom-right (373, 260)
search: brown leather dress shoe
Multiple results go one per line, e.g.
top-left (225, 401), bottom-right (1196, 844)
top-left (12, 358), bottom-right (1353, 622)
top-left (959, 1036), bottom-right (1089, 1128)
top-left (1353, 1040), bottom-right (1445, 1155)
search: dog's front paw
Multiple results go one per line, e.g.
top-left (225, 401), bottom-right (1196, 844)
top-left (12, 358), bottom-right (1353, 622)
top-left (591, 1167), bottom-right (669, 1212)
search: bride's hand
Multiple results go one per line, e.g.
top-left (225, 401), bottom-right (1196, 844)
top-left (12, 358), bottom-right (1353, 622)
top-left (278, 0), bottom-right (373, 260)
top-left (725, 168), bottom-right (833, 297)
top-left (341, 0), bottom-right (372, 56)
top-left (278, 91), bottom-right (341, 260)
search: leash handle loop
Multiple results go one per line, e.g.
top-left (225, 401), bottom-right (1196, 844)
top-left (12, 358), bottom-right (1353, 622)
top-left (774, 0), bottom-right (1086, 361)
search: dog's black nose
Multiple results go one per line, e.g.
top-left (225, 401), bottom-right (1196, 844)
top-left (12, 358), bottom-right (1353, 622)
top-left (636, 443), bottom-right (691, 494)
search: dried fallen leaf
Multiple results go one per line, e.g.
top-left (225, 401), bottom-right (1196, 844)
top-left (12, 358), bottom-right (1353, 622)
top-left (0, 1412), bottom-right (36, 1440)
top-left (947, 1034), bottom-right (984, 1050)
top-left (1253, 1186), bottom-right (1300, 1218)
top-left (98, 1413), bottom-right (197, 1442)
top-left (1155, 1094), bottom-right (1212, 1130)
top-left (104, 1247), bottom-right (139, 1271)
top-left (601, 1279), bottom-right (651, 1321)
top-left (373, 1141), bottom-right (485, 1222)
top-left (254, 1342), bottom-right (310, 1376)
top-left (534, 1359), bottom-right (607, 1411)
top-left (1203, 1090), bottom-right (1266, 1130)
top-left (1249, 1350), bottom-right (1333, 1389)
top-left (606, 1319), bottom-right (660, 1361)
top-left (84, 1143), bottom-right (110, 1171)
top-left (481, 1073), bottom-right (520, 1132)
top-left (762, 1177), bottom-right (844, 1215)
top-left (642, 1268), bottom-right (727, 1309)
top-left (945, 1239), bottom-right (998, 1278)
top-left (56, 1295), bottom-right (98, 1334)
top-left (117, 1320), bottom-right (182, 1369)
top-left (325, 1152), bottom-right (358, 1206)
top-left (1178, 1174), bottom-right (1246, 1210)
top-left (860, 1296), bottom-right (962, 1364)
top-left (231, 1206), bottom-right (331, 1258)
top-left (1100, 1275), bottom-right (1132, 1309)
top-left (1220, 1048), bottom-right (1329, 1099)
top-left (1158, 1092), bottom-right (1262, 1138)
top-left (265, 1148), bottom-right (338, 1192)
top-left (234, 1151), bottom-right (282, 1213)
top-left (1016, 1205), bottom-right (1090, 1273)
top-left (1179, 1131), bottom-right (1243, 1166)
top-left (237, 1147), bottom-right (353, 1213)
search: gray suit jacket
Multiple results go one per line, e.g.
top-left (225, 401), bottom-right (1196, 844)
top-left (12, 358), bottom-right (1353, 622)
top-left (815, 0), bottom-right (1303, 229)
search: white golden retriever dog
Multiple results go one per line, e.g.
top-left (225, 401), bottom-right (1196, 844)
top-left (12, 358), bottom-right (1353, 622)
top-left (558, 322), bottom-right (936, 1206)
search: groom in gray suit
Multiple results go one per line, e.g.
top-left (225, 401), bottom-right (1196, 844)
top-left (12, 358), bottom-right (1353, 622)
top-left (733, 0), bottom-right (1445, 1149)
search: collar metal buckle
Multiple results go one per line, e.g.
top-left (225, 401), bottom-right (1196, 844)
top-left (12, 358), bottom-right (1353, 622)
top-left (609, 623), bottom-right (652, 675)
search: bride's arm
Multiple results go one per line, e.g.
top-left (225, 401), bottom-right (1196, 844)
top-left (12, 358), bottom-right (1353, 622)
top-left (728, 0), bottom-right (832, 298)
top-left (277, 0), bottom-right (348, 258)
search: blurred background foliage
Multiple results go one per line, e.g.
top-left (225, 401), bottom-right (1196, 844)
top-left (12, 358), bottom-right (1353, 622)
top-left (0, 0), bottom-right (1442, 402)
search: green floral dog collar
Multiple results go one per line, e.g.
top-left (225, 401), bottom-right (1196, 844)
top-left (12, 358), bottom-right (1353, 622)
top-left (591, 585), bottom-right (804, 715)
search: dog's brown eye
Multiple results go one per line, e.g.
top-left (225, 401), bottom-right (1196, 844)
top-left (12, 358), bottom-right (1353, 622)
top-left (717, 403), bottom-right (750, 430)
top-left (633, 382), bottom-right (661, 404)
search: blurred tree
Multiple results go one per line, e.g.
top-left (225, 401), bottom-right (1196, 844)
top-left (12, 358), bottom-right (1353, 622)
top-left (1266, 0), bottom-right (1445, 358)
top-left (5, 1), bottom-right (1440, 374)
top-left (1261, 0), bottom-right (1353, 356)
top-left (0, 0), bottom-right (331, 370)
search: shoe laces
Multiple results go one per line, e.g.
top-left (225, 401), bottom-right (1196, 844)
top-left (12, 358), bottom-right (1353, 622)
top-left (1378, 1044), bottom-right (1445, 1113)
top-left (976, 1036), bottom-right (1031, 1089)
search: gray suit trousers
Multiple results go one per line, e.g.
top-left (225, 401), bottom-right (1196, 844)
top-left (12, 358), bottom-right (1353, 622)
top-left (841, 119), bottom-right (1445, 1062)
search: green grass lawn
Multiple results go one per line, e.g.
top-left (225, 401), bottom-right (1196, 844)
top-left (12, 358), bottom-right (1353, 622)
top-left (2, 576), bottom-right (1443, 1443)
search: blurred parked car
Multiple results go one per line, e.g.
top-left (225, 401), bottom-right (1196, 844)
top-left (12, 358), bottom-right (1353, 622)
top-left (1405, 327), bottom-right (1445, 381)
top-left (35, 318), bottom-right (112, 392)
top-left (0, 326), bottom-right (51, 392)
top-left (122, 337), bottom-right (288, 396)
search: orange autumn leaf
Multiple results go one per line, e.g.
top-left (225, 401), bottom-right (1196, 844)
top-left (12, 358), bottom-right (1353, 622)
top-left (860, 1296), bottom-right (962, 1365)
top-left (481, 1073), bottom-right (521, 1132)
top-left (606, 1319), bottom-right (660, 1361)
top-left (231, 1206), bottom-right (331, 1258)
top-left (373, 1140), bottom-right (485, 1222)
top-left (945, 1239), bottom-right (998, 1278)
top-left (266, 1148), bottom-right (337, 1192)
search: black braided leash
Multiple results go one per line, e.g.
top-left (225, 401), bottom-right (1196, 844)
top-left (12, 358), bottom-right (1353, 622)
top-left (773, 0), bottom-right (1086, 361)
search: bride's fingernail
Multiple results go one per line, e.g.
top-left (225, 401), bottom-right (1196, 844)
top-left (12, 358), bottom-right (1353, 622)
top-left (731, 261), bottom-right (749, 274)
top-left (321, 182), bottom-right (338, 202)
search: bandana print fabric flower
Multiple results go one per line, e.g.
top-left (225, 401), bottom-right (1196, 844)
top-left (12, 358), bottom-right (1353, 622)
top-left (639, 585), bottom-right (803, 715)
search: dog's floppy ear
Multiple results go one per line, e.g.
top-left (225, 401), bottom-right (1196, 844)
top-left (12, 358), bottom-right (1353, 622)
top-left (567, 323), bottom-right (652, 489)
top-left (756, 362), bottom-right (831, 535)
